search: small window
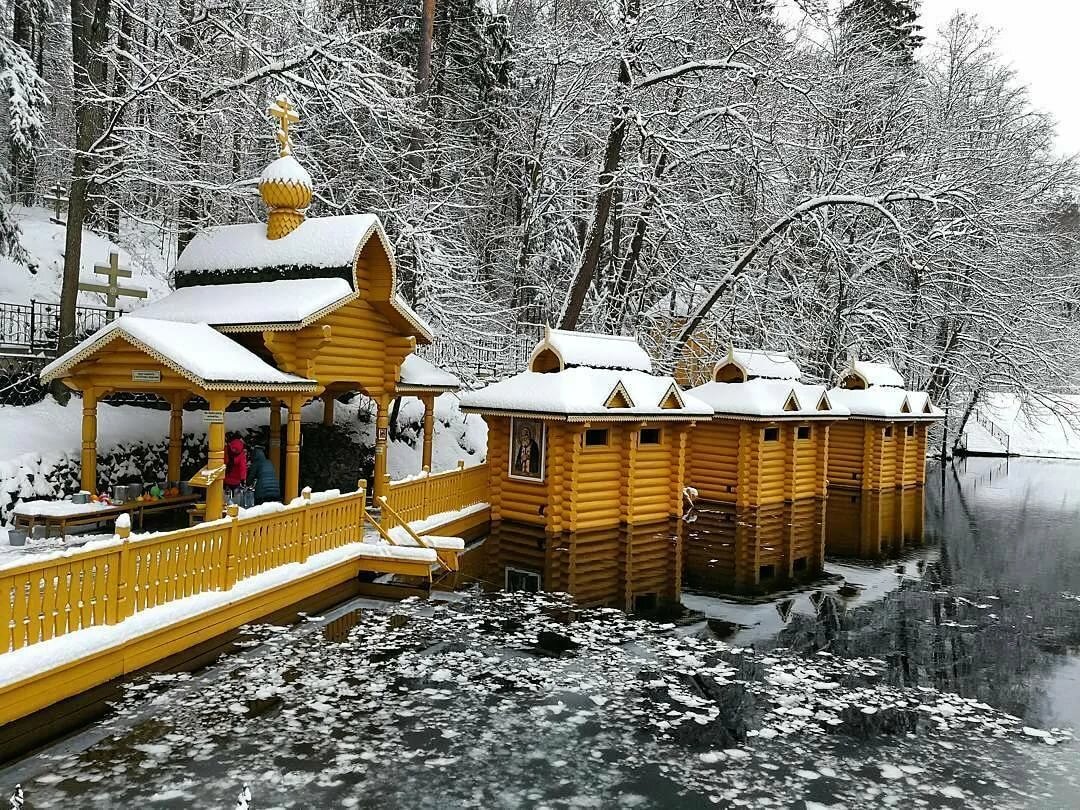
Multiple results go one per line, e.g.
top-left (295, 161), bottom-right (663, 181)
top-left (906, 424), bottom-right (915, 437)
top-left (797, 425), bottom-right (812, 440)
top-left (884, 426), bottom-right (894, 438)
top-left (793, 556), bottom-right (808, 572)
top-left (763, 427), bottom-right (781, 442)
top-left (585, 428), bottom-right (609, 447)
top-left (640, 428), bottom-right (662, 445)
top-left (759, 564), bottom-right (776, 580)
top-left (633, 593), bottom-right (658, 613)
top-left (506, 567), bottom-right (541, 593)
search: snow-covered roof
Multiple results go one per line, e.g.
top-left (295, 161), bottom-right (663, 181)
top-left (41, 316), bottom-right (317, 391)
top-left (840, 360), bottom-right (905, 389)
top-left (459, 367), bottom-right (711, 421)
top-left (397, 353), bottom-right (460, 392)
top-left (175, 213), bottom-right (381, 274)
top-left (716, 348), bottom-right (801, 381)
top-left (133, 278), bottom-right (353, 330)
top-left (529, 328), bottom-right (653, 373)
top-left (828, 387), bottom-right (943, 420)
top-left (688, 379), bottom-right (848, 419)
top-left (173, 213), bottom-right (433, 342)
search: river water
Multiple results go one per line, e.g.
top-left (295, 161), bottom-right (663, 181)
top-left (3, 457), bottom-right (1080, 808)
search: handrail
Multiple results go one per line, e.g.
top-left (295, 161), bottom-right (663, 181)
top-left (378, 496), bottom-right (433, 548)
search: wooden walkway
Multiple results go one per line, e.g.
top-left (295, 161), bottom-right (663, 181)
top-left (0, 463), bottom-right (490, 727)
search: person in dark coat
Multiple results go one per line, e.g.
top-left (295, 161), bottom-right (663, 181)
top-left (249, 447), bottom-right (281, 504)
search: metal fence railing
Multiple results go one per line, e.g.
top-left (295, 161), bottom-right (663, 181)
top-left (0, 300), bottom-right (116, 357)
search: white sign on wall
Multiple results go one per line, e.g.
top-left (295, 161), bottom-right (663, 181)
top-left (131, 369), bottom-right (161, 383)
top-left (203, 410), bottom-right (225, 424)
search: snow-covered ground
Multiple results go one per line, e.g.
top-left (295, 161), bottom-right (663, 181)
top-left (0, 205), bottom-right (171, 307)
top-left (963, 393), bottom-right (1080, 459)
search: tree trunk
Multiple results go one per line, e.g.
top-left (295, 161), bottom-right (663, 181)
top-left (11, 0), bottom-right (36, 204)
top-left (59, 0), bottom-right (112, 355)
top-left (417, 0), bottom-right (435, 103)
top-left (175, 0), bottom-right (200, 255)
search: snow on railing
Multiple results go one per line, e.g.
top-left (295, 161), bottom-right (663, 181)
top-left (382, 461), bottom-right (489, 531)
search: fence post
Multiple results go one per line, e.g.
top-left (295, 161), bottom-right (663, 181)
top-left (300, 488), bottom-right (312, 563)
top-left (457, 460), bottom-right (466, 509)
top-left (110, 518), bottom-right (132, 624)
top-left (380, 474), bottom-right (392, 531)
top-left (224, 504), bottom-right (240, 590)
top-left (357, 479), bottom-right (368, 535)
top-left (28, 299), bottom-right (35, 354)
top-left (422, 465), bottom-right (431, 519)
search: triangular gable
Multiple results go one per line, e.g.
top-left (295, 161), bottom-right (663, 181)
top-left (605, 381), bottom-right (635, 409)
top-left (900, 396), bottom-right (912, 414)
top-left (659, 383), bottom-right (685, 410)
top-left (783, 390), bottom-right (801, 412)
top-left (922, 397), bottom-right (934, 414)
top-left (816, 391), bottom-right (832, 412)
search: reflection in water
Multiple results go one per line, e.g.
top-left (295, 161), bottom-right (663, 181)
top-left (825, 487), bottom-right (926, 560)
top-left (684, 499), bottom-right (827, 597)
top-left (458, 519), bottom-right (683, 612)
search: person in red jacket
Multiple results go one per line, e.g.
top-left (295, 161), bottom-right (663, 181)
top-left (224, 435), bottom-right (248, 505)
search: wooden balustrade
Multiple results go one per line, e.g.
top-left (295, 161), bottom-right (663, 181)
top-left (382, 462), bottom-right (490, 531)
top-left (0, 486), bottom-right (369, 654)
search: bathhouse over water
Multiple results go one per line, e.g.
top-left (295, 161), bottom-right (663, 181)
top-left (826, 359), bottom-right (943, 491)
top-left (458, 328), bottom-right (711, 532)
top-left (685, 349), bottom-right (848, 507)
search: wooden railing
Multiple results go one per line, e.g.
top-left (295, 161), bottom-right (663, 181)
top-left (0, 486), bottom-right (368, 654)
top-left (382, 462), bottom-right (490, 531)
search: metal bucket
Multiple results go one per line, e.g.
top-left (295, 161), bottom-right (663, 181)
top-left (72, 491), bottom-right (89, 505)
top-left (127, 483), bottom-right (144, 501)
top-left (111, 485), bottom-right (127, 503)
top-left (31, 524), bottom-right (48, 540)
top-left (8, 529), bottom-right (26, 547)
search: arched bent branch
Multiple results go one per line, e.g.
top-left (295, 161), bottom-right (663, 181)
top-left (672, 191), bottom-right (965, 352)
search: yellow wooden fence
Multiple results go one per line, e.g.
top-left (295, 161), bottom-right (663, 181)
top-left (382, 462), bottom-right (490, 531)
top-left (0, 487), bottom-right (367, 654)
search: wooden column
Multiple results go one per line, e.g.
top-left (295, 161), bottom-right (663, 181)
top-left (167, 393), bottom-right (185, 482)
top-left (269, 397), bottom-right (282, 477)
top-left (814, 424), bottom-right (830, 498)
top-left (421, 393), bottom-right (435, 471)
top-left (205, 393), bottom-right (228, 521)
top-left (373, 393), bottom-right (390, 499)
top-left (285, 395), bottom-right (302, 502)
top-left (322, 393), bottom-right (336, 426)
top-left (81, 387), bottom-right (98, 493)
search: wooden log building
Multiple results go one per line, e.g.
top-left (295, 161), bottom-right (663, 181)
top-left (41, 97), bottom-right (453, 521)
top-left (685, 349), bottom-right (849, 507)
top-left (826, 360), bottom-right (943, 491)
top-left (458, 328), bottom-right (711, 532)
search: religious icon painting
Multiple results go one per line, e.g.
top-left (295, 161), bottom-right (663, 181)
top-left (508, 417), bottom-right (546, 482)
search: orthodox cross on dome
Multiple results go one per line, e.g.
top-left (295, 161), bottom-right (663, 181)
top-left (269, 95), bottom-right (299, 157)
top-left (77, 251), bottom-right (148, 308)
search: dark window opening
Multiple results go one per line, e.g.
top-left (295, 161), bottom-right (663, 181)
top-left (906, 424), bottom-right (915, 437)
top-left (585, 428), bottom-right (609, 447)
top-left (763, 427), bottom-right (781, 442)
top-left (793, 556), bottom-right (808, 572)
top-left (884, 426), bottom-right (894, 438)
top-left (640, 428), bottom-right (661, 445)
top-left (797, 426), bottom-right (812, 440)
top-left (759, 564), bottom-right (776, 580)
top-left (506, 568), bottom-right (541, 593)
top-left (633, 593), bottom-right (658, 613)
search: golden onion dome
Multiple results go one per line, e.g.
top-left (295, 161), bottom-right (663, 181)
top-left (261, 95), bottom-right (311, 240)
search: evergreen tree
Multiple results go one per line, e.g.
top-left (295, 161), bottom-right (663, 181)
top-left (838, 0), bottom-right (923, 61)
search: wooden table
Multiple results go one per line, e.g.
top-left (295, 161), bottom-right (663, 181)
top-left (13, 494), bottom-right (202, 536)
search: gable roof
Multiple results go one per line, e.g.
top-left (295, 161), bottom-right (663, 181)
top-left (688, 379), bottom-right (849, 420)
top-left (40, 316), bottom-right (317, 392)
top-left (175, 214), bottom-right (382, 274)
top-left (173, 213), bottom-right (433, 343)
top-left (529, 327), bottom-right (653, 373)
top-left (133, 278), bottom-right (353, 331)
top-left (828, 386), bottom-right (943, 420)
top-left (396, 353), bottom-right (460, 393)
top-left (716, 348), bottom-right (802, 381)
top-left (459, 367), bottom-right (711, 421)
top-left (841, 360), bottom-right (905, 389)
